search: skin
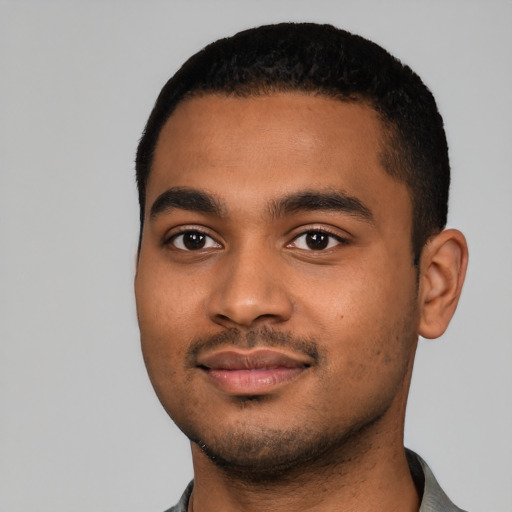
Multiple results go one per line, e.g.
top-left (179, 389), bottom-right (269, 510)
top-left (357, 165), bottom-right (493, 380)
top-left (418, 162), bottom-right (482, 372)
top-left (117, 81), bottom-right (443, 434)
top-left (135, 93), bottom-right (468, 512)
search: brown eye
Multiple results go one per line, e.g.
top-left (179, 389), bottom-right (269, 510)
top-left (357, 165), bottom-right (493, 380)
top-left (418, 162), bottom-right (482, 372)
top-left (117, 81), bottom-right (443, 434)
top-left (289, 230), bottom-right (345, 251)
top-left (305, 232), bottom-right (329, 250)
top-left (170, 231), bottom-right (221, 251)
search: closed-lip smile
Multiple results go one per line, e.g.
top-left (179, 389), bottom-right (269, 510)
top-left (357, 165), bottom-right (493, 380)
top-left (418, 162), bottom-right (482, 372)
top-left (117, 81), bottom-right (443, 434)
top-left (196, 349), bottom-right (313, 395)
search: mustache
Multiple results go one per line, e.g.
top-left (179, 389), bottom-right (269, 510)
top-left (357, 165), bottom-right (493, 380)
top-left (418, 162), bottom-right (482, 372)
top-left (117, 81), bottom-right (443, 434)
top-left (186, 326), bottom-right (320, 365)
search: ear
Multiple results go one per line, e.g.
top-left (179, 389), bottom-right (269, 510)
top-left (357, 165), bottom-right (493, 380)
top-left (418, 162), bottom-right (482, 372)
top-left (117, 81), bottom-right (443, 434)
top-left (418, 229), bottom-right (469, 339)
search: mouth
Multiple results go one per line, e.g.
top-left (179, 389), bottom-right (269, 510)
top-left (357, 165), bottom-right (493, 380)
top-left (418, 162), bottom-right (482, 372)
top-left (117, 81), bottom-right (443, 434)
top-left (196, 349), bottom-right (313, 395)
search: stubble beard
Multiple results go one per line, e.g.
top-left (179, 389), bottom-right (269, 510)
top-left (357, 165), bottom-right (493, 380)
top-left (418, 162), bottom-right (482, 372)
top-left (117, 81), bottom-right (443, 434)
top-left (169, 318), bottom-right (418, 485)
top-left (188, 404), bottom-right (390, 484)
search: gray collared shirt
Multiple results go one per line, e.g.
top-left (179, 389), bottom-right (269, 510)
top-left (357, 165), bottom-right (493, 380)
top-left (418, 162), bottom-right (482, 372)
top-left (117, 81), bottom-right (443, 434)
top-left (165, 449), bottom-right (467, 512)
top-left (407, 450), bottom-right (467, 512)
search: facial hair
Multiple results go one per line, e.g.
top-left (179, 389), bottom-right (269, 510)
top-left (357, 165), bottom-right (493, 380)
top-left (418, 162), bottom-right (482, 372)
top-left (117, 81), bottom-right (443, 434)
top-left (171, 324), bottom-right (415, 484)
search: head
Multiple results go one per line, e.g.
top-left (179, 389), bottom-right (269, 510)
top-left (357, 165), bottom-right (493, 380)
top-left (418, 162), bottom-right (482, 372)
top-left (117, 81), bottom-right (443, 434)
top-left (134, 23), bottom-right (467, 480)
top-left (136, 22), bottom-right (450, 265)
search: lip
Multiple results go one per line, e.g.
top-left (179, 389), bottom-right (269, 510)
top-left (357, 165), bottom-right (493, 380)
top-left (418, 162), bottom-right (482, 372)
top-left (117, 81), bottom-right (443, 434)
top-left (197, 349), bottom-right (312, 395)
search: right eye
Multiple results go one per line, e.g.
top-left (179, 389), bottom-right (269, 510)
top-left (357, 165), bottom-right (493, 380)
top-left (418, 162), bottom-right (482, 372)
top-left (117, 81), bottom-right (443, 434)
top-left (168, 230), bottom-right (221, 251)
top-left (289, 230), bottom-right (346, 251)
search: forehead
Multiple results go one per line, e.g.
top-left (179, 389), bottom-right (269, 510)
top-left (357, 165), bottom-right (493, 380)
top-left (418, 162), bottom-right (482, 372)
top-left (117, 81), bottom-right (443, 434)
top-left (148, 93), bottom-right (409, 222)
top-left (154, 93), bottom-right (383, 172)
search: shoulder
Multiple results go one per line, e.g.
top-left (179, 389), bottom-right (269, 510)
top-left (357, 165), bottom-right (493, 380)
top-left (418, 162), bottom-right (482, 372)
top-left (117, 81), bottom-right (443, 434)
top-left (162, 481), bottom-right (194, 512)
top-left (162, 454), bottom-right (469, 512)
top-left (406, 449), bottom-right (468, 512)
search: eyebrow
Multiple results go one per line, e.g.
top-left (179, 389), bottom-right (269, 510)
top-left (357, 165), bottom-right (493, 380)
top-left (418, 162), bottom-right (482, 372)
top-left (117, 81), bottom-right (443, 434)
top-left (149, 187), bottom-right (373, 224)
top-left (150, 187), bottom-right (224, 219)
top-left (269, 190), bottom-right (374, 223)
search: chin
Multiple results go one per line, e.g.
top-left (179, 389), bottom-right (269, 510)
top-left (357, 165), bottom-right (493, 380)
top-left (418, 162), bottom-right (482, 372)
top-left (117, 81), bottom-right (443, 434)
top-left (181, 408), bottom-right (388, 483)
top-left (196, 429), bottom-right (333, 480)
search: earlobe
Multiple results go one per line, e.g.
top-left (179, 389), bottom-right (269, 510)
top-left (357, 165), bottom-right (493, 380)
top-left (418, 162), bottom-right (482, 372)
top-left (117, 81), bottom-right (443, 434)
top-left (418, 229), bottom-right (469, 339)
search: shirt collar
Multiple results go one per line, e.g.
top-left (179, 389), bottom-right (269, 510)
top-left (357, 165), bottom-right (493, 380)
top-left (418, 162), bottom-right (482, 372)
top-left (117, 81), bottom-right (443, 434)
top-left (167, 450), bottom-right (466, 512)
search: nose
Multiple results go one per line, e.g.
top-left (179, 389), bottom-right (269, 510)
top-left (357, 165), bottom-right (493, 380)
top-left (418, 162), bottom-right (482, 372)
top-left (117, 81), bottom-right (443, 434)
top-left (206, 247), bottom-right (293, 328)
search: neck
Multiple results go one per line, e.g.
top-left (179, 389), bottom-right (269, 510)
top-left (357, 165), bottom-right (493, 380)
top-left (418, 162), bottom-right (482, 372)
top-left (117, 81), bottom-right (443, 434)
top-left (188, 414), bottom-right (420, 512)
top-left (187, 355), bottom-right (420, 512)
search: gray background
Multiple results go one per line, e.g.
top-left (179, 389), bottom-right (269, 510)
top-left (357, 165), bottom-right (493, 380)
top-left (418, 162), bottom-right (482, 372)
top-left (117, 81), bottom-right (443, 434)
top-left (1, 1), bottom-right (511, 511)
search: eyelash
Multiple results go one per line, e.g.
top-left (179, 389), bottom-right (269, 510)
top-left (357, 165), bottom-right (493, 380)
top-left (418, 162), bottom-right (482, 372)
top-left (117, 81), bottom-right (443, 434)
top-left (287, 229), bottom-right (348, 251)
top-left (165, 226), bottom-right (348, 253)
top-left (166, 230), bottom-right (221, 251)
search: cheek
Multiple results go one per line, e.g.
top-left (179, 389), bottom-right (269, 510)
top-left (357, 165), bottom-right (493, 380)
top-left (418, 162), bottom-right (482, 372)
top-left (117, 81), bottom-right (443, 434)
top-left (136, 259), bottom-right (203, 330)
top-left (297, 255), bottom-right (418, 368)
top-left (135, 263), bottom-right (200, 375)
top-left (300, 259), bottom-right (410, 322)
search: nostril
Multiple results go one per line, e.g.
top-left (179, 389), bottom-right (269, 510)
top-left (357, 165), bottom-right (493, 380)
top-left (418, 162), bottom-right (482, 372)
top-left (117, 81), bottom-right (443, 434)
top-left (206, 269), bottom-right (293, 328)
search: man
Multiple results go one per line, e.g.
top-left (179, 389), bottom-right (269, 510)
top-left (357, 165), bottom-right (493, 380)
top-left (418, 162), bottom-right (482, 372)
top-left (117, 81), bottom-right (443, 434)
top-left (134, 23), bottom-right (468, 512)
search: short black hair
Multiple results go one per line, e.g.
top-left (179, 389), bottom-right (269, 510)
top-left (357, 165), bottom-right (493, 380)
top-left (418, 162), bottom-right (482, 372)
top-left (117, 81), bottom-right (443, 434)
top-left (136, 22), bottom-right (450, 263)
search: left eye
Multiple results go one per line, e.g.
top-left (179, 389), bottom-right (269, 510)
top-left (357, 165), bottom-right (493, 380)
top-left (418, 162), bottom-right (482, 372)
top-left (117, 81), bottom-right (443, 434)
top-left (169, 231), bottom-right (221, 251)
top-left (289, 231), bottom-right (344, 251)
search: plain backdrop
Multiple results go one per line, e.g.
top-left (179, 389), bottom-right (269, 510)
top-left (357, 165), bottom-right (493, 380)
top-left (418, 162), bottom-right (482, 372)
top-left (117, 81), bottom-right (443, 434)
top-left (1, 1), bottom-right (511, 511)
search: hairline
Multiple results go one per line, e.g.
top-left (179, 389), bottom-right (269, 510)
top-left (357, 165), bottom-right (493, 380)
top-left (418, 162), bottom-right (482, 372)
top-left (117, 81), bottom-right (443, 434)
top-left (140, 88), bottom-right (422, 263)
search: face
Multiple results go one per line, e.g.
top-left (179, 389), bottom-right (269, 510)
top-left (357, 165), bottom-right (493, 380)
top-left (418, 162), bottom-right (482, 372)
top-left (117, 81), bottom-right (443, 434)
top-left (135, 93), bottom-right (420, 474)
